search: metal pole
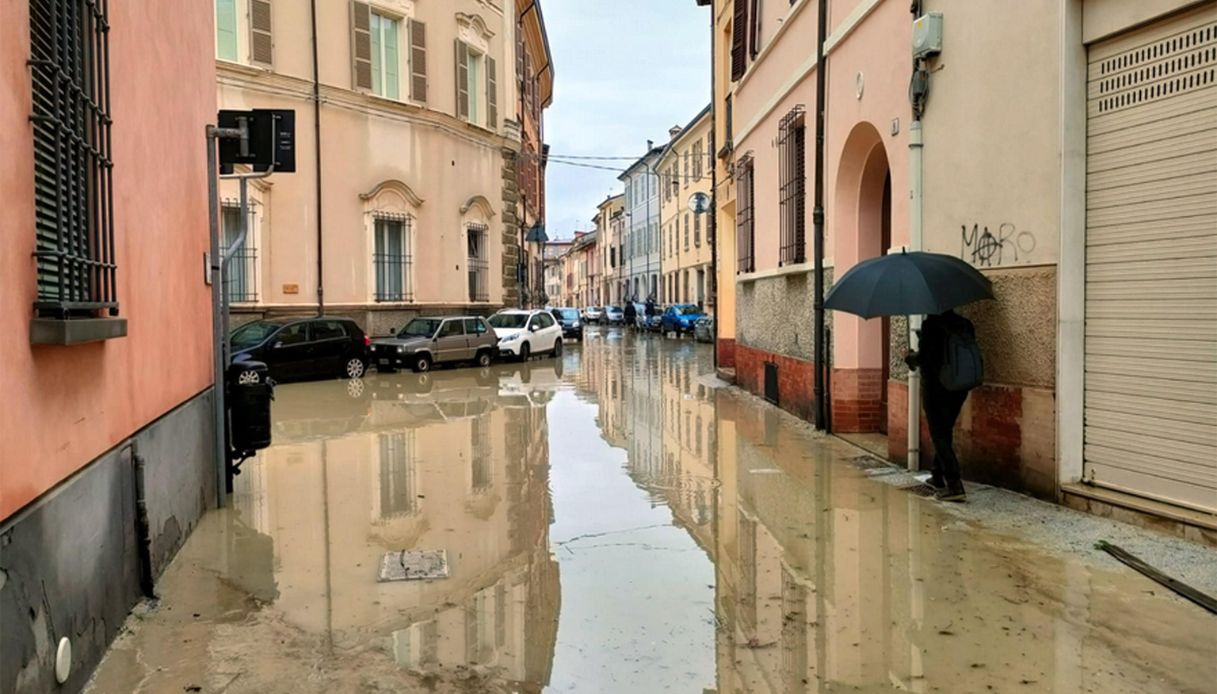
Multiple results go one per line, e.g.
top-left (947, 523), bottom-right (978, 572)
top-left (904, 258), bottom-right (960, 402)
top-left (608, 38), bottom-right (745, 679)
top-left (206, 126), bottom-right (228, 508)
top-left (907, 120), bottom-right (924, 471)
top-left (812, 0), bottom-right (829, 431)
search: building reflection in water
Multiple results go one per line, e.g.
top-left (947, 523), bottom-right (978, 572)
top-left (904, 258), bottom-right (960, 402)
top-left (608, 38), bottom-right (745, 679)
top-left (229, 362), bottom-right (562, 691)
top-left (577, 331), bottom-right (1213, 694)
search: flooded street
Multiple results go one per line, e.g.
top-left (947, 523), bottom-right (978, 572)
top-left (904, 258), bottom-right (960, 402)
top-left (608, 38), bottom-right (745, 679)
top-left (86, 328), bottom-right (1216, 694)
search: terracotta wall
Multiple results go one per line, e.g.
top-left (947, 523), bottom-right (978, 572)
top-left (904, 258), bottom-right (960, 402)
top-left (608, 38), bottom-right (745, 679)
top-left (0, 1), bottom-right (217, 519)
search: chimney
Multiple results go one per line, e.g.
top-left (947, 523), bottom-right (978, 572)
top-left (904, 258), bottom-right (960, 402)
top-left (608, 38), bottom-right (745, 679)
top-left (669, 125), bottom-right (683, 140)
top-left (646, 139), bottom-right (653, 152)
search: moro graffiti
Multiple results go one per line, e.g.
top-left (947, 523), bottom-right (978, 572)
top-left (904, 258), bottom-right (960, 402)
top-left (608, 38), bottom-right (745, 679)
top-left (960, 223), bottom-right (1036, 267)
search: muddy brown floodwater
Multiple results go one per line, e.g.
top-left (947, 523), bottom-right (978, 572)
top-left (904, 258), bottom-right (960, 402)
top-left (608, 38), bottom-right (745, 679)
top-left (85, 328), bottom-right (1217, 693)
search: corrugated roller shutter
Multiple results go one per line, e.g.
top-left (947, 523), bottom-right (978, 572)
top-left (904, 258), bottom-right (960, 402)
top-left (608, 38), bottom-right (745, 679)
top-left (1084, 4), bottom-right (1217, 513)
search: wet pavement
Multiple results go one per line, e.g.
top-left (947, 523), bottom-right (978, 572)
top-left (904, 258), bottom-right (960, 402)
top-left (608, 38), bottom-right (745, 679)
top-left (86, 327), bottom-right (1217, 693)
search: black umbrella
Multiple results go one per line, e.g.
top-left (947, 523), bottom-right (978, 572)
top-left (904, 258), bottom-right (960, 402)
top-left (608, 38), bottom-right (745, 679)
top-left (824, 250), bottom-right (993, 318)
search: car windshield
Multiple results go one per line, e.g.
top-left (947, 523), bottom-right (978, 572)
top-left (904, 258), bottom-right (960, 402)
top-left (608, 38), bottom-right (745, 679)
top-left (489, 313), bottom-right (529, 329)
top-left (608, 306), bottom-right (621, 312)
top-left (398, 318), bottom-right (441, 339)
top-left (230, 321), bottom-right (282, 349)
top-left (675, 306), bottom-right (700, 316)
top-left (557, 309), bottom-right (579, 320)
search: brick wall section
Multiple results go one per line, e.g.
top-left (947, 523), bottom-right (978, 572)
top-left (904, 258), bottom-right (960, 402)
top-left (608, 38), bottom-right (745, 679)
top-left (717, 338), bottom-right (737, 369)
top-left (887, 380), bottom-right (1056, 499)
top-left (501, 148), bottom-right (521, 308)
top-left (831, 367), bottom-right (885, 433)
top-left (736, 343), bottom-right (815, 421)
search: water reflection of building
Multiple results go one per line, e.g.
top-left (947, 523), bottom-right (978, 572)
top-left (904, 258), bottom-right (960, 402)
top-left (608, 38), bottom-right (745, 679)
top-left (230, 365), bottom-right (560, 690)
top-left (659, 341), bottom-right (718, 554)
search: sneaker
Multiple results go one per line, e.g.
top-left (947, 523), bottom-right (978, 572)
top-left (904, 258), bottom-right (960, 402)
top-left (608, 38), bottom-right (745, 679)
top-left (935, 479), bottom-right (967, 502)
top-left (926, 471), bottom-right (947, 491)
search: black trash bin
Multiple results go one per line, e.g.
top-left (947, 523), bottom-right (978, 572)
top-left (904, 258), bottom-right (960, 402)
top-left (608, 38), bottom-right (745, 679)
top-left (227, 360), bottom-right (273, 453)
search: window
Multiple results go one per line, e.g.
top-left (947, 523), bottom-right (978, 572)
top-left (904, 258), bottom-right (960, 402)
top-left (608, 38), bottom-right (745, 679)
top-left (778, 106), bottom-right (807, 265)
top-left (684, 214), bottom-right (690, 251)
top-left (731, 0), bottom-right (748, 80)
top-left (749, 0), bottom-right (763, 59)
top-left (695, 211), bottom-right (702, 247)
top-left (30, 0), bottom-right (117, 325)
top-left (277, 322), bottom-right (309, 345)
top-left (438, 320), bottom-right (464, 338)
top-left (370, 13), bottom-right (400, 99)
top-left (374, 216), bottom-right (412, 301)
top-left (467, 224), bottom-right (489, 302)
top-left (736, 154), bottom-right (755, 273)
top-left (456, 42), bottom-right (497, 128)
top-left (216, 0), bottom-right (238, 60)
top-left (464, 318), bottom-right (488, 335)
top-left (222, 205), bottom-right (258, 303)
top-left (313, 321), bottom-right (347, 341)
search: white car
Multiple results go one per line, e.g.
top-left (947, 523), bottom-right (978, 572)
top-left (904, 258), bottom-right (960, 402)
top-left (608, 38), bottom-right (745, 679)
top-left (584, 306), bottom-right (604, 323)
top-left (488, 309), bottom-right (564, 361)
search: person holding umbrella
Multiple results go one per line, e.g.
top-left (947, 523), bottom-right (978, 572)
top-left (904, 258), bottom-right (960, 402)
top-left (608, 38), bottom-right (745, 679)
top-left (824, 250), bottom-right (990, 502)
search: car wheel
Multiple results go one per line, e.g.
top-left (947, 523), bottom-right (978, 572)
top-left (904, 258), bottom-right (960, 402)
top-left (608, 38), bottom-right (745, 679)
top-left (413, 354), bottom-right (432, 373)
top-left (476, 349), bottom-right (493, 368)
top-left (552, 338), bottom-right (563, 357)
top-left (519, 342), bottom-right (531, 362)
top-left (345, 357), bottom-right (367, 379)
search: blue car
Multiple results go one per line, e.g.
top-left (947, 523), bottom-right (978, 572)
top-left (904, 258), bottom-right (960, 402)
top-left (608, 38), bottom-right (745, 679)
top-left (660, 304), bottom-right (705, 334)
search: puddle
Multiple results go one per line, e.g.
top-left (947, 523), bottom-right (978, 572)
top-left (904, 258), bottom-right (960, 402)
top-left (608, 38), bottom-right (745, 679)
top-left (86, 328), bottom-right (1217, 693)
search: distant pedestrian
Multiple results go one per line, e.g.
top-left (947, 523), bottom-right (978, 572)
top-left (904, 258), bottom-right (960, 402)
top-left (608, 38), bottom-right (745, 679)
top-left (904, 309), bottom-right (982, 502)
top-left (624, 301), bottom-right (637, 328)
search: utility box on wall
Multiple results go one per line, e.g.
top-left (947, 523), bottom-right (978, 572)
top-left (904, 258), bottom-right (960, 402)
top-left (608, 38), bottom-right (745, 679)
top-left (913, 13), bottom-right (944, 59)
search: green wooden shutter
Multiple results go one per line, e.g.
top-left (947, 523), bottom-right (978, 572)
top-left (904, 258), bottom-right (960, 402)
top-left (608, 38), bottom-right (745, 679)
top-left (216, 0), bottom-right (238, 61)
top-left (486, 56), bottom-right (497, 128)
top-left (383, 17), bottom-right (400, 99)
top-left (455, 41), bottom-right (470, 120)
top-left (250, 0), bottom-right (273, 66)
top-left (409, 20), bottom-right (427, 102)
top-left (351, 1), bottom-right (373, 90)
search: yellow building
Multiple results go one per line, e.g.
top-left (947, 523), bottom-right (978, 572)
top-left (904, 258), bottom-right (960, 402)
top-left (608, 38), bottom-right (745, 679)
top-left (593, 194), bottom-right (626, 306)
top-left (658, 105), bottom-right (714, 308)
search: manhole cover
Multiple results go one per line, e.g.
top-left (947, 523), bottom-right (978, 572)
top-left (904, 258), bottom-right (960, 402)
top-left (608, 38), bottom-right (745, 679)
top-left (378, 550), bottom-right (449, 582)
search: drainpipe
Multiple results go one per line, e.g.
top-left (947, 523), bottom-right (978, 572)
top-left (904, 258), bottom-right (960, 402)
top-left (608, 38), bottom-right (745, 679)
top-left (812, 0), bottom-right (829, 431)
top-left (131, 444), bottom-right (156, 598)
top-left (708, 3), bottom-right (719, 370)
top-left (907, 0), bottom-right (929, 470)
top-left (310, 0), bottom-right (325, 315)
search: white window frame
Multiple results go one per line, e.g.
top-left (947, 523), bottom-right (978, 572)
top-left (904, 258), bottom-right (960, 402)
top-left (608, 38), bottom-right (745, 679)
top-left (370, 10), bottom-right (402, 100)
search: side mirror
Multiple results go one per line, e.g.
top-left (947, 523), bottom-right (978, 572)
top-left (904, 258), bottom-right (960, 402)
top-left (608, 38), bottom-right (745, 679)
top-left (272, 341), bottom-right (284, 349)
top-left (530, 324), bottom-right (539, 332)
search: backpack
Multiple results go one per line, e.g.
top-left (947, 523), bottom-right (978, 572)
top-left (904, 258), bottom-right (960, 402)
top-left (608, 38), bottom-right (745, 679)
top-left (938, 319), bottom-right (984, 392)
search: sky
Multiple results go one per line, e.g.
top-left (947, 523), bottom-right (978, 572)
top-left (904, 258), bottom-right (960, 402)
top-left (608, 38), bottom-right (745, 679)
top-left (541, 0), bottom-right (712, 240)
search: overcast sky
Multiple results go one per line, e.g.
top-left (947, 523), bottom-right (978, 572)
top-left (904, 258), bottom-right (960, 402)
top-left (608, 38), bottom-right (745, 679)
top-left (542, 0), bottom-right (711, 240)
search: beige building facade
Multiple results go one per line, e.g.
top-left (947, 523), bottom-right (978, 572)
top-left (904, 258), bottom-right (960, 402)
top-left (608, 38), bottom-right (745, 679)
top-left (710, 0), bottom-right (1215, 528)
top-left (215, 0), bottom-right (538, 334)
top-left (593, 194), bottom-right (625, 307)
top-left (658, 105), bottom-right (714, 308)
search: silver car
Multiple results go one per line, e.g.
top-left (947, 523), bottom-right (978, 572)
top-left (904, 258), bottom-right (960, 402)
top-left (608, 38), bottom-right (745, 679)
top-left (371, 316), bottom-right (497, 373)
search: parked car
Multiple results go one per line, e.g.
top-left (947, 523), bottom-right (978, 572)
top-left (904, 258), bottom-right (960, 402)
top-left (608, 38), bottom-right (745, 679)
top-left (230, 317), bottom-right (369, 382)
top-left (584, 306), bottom-right (604, 323)
top-left (661, 304), bottom-right (706, 334)
top-left (371, 316), bottom-right (497, 373)
top-left (604, 305), bottom-right (625, 325)
top-left (694, 315), bottom-right (715, 343)
top-left (489, 309), bottom-right (564, 361)
top-left (550, 307), bottom-right (584, 339)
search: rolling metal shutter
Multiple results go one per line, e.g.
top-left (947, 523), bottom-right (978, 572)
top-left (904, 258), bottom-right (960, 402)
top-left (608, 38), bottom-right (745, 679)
top-left (1084, 4), bottom-right (1217, 513)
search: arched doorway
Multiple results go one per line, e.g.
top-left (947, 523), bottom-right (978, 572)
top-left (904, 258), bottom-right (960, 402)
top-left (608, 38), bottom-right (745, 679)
top-left (832, 122), bottom-right (892, 435)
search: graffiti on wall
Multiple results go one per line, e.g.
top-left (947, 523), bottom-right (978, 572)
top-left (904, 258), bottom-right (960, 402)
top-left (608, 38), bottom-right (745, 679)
top-left (960, 223), bottom-right (1036, 267)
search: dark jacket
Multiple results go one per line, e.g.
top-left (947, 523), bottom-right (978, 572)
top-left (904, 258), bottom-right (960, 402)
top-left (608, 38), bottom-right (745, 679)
top-left (908, 311), bottom-right (976, 390)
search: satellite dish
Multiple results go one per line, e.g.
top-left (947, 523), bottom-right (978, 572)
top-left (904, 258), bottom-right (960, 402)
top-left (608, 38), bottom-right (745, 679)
top-left (688, 192), bottom-right (711, 215)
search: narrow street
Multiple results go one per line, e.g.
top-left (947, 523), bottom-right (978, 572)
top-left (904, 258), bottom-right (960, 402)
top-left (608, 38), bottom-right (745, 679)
top-left (85, 329), bottom-right (1215, 693)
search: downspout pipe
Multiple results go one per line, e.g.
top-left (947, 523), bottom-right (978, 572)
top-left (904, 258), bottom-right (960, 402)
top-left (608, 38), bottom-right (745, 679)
top-left (708, 2), bottom-right (719, 370)
top-left (310, 0), bottom-right (325, 315)
top-left (812, 0), bottom-right (829, 431)
top-left (907, 0), bottom-right (928, 470)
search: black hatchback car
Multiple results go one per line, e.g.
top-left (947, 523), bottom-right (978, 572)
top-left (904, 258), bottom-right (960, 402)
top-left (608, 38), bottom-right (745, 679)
top-left (549, 307), bottom-right (583, 340)
top-left (230, 317), bottom-right (369, 382)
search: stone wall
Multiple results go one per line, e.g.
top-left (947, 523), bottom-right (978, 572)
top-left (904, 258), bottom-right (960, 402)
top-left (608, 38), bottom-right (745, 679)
top-left (501, 148), bottom-right (522, 309)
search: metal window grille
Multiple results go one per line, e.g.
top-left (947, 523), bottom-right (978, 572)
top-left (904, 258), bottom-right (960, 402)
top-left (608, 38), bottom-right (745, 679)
top-left (30, 0), bottom-right (116, 318)
top-left (221, 205), bottom-right (259, 302)
top-left (374, 214), bottom-right (413, 302)
top-left (778, 106), bottom-right (807, 266)
top-left (378, 432), bottom-right (419, 518)
top-left (735, 154), bottom-right (755, 273)
top-left (467, 223), bottom-right (489, 302)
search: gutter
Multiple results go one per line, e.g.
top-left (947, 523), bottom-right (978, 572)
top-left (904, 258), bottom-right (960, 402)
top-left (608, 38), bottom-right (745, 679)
top-left (812, 0), bottom-right (829, 431)
top-left (310, 0), bottom-right (325, 315)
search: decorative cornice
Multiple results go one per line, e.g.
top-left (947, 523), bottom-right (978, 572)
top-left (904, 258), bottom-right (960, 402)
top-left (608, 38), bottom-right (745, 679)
top-left (361, 179), bottom-right (425, 207)
top-left (456, 12), bottom-right (495, 39)
top-left (460, 195), bottom-right (497, 219)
